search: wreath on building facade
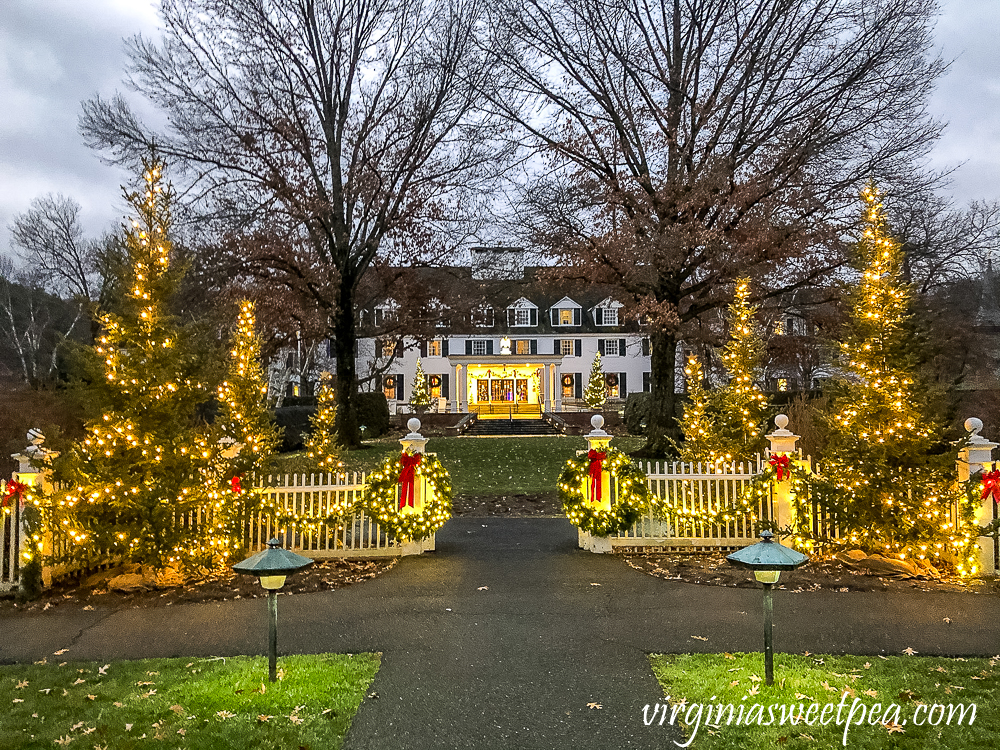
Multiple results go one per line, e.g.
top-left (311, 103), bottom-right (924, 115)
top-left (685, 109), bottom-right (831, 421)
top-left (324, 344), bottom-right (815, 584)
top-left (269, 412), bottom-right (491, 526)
top-left (559, 447), bottom-right (649, 536)
top-left (360, 451), bottom-right (452, 542)
top-left (428, 375), bottom-right (442, 388)
top-left (562, 374), bottom-right (574, 387)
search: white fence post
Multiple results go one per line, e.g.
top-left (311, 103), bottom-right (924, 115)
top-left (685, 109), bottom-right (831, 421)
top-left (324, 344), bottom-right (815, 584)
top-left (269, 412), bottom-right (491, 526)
top-left (398, 418), bottom-right (435, 555)
top-left (958, 417), bottom-right (997, 576)
top-left (765, 414), bottom-right (800, 535)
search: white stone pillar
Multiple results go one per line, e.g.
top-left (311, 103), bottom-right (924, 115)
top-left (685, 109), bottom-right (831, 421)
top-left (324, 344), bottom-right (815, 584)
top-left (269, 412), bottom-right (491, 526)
top-left (765, 414), bottom-right (800, 535)
top-left (10, 429), bottom-right (57, 586)
top-left (553, 363), bottom-right (562, 412)
top-left (398, 418), bottom-right (434, 555)
top-left (579, 415), bottom-right (614, 553)
top-left (958, 417), bottom-right (998, 576)
top-left (453, 363), bottom-right (463, 413)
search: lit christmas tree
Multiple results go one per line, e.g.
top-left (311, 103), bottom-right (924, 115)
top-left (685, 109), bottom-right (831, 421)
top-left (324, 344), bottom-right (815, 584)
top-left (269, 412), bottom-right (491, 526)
top-left (677, 353), bottom-right (721, 463)
top-left (305, 372), bottom-right (342, 471)
top-left (714, 277), bottom-right (769, 460)
top-left (584, 352), bottom-right (607, 409)
top-left (811, 183), bottom-right (974, 570)
top-left (215, 300), bottom-right (282, 477)
top-left (53, 155), bottom-right (212, 568)
top-left (410, 358), bottom-right (431, 412)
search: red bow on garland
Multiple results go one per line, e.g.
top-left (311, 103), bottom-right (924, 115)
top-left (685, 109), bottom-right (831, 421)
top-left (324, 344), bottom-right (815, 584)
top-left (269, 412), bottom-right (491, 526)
top-left (768, 454), bottom-right (791, 481)
top-left (587, 449), bottom-right (606, 503)
top-left (982, 470), bottom-right (1000, 503)
top-left (230, 475), bottom-right (242, 495)
top-left (398, 452), bottom-right (423, 509)
top-left (1, 479), bottom-right (29, 508)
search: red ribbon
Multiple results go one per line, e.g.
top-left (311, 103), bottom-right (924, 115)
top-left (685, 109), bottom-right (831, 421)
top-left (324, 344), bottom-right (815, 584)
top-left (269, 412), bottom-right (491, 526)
top-left (587, 450), bottom-right (606, 503)
top-left (769, 454), bottom-right (791, 481)
top-left (398, 453), bottom-right (423, 509)
top-left (2, 479), bottom-right (28, 508)
top-left (230, 475), bottom-right (242, 495)
top-left (982, 470), bottom-right (1000, 503)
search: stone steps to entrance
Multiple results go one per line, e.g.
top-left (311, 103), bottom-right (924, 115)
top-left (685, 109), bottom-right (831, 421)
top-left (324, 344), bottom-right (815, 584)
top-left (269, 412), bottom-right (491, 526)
top-left (464, 418), bottom-right (562, 437)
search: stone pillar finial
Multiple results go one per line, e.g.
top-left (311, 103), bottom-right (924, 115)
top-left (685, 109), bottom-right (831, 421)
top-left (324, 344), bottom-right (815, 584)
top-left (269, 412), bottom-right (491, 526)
top-left (766, 414), bottom-right (799, 456)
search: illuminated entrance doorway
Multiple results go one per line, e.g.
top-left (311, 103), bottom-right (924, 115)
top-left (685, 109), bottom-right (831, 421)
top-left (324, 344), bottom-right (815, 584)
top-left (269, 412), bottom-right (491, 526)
top-left (469, 364), bottom-right (540, 417)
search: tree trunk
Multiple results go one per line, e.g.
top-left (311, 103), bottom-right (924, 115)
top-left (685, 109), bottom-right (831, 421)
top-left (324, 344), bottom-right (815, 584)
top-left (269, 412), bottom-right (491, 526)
top-left (641, 330), bottom-right (681, 457)
top-left (332, 283), bottom-right (362, 449)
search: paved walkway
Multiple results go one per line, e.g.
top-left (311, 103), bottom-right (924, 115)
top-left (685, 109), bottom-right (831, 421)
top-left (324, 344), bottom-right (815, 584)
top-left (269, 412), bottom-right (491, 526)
top-left (2, 517), bottom-right (999, 748)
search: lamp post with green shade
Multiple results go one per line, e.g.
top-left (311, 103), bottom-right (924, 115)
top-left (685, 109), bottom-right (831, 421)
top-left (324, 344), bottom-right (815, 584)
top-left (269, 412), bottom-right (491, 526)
top-left (727, 530), bottom-right (808, 685)
top-left (234, 538), bottom-right (314, 682)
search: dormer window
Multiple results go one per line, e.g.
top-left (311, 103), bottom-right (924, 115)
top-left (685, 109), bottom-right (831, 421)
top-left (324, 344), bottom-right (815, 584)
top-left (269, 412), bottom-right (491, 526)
top-left (550, 296), bottom-right (582, 326)
top-left (373, 300), bottom-right (399, 328)
top-left (593, 297), bottom-right (623, 326)
top-left (471, 305), bottom-right (494, 327)
top-left (507, 297), bottom-right (538, 327)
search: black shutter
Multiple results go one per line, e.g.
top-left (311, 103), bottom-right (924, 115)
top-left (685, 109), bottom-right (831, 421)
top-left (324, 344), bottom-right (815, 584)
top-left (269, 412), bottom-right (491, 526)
top-left (326, 338), bottom-right (333, 358)
top-left (529, 308), bottom-right (537, 326)
top-left (530, 339), bottom-right (537, 355)
top-left (574, 375), bottom-right (582, 400)
top-left (397, 374), bottom-right (404, 401)
top-left (642, 338), bottom-right (650, 357)
top-left (394, 340), bottom-right (403, 357)
top-left (465, 340), bottom-right (473, 355)
top-left (598, 339), bottom-right (605, 355)
top-left (595, 308), bottom-right (603, 326)
top-left (619, 372), bottom-right (627, 394)
top-left (573, 308), bottom-right (581, 325)
top-left (486, 340), bottom-right (494, 355)
top-left (420, 340), bottom-right (428, 358)
top-left (643, 372), bottom-right (650, 392)
top-left (575, 339), bottom-right (582, 357)
top-left (442, 339), bottom-right (449, 356)
top-left (619, 339), bottom-right (626, 356)
top-left (554, 339), bottom-right (561, 355)
top-left (442, 373), bottom-right (450, 399)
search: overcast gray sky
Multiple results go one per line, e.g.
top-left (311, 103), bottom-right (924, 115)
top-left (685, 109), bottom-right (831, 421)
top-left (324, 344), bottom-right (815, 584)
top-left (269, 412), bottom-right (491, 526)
top-left (0, 0), bottom-right (998, 257)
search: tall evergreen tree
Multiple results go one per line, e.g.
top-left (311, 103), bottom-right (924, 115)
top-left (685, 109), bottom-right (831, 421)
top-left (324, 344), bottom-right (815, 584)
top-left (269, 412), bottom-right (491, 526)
top-left (813, 184), bottom-right (973, 568)
top-left (54, 156), bottom-right (212, 568)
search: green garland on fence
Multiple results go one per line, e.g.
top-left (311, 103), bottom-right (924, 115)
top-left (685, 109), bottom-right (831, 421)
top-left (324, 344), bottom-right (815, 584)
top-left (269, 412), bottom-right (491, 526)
top-left (559, 448), bottom-right (649, 536)
top-left (360, 452), bottom-right (452, 542)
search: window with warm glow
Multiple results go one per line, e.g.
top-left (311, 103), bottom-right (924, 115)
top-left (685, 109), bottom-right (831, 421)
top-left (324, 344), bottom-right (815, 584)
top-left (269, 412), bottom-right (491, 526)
top-left (515, 339), bottom-right (531, 355)
top-left (560, 339), bottom-right (574, 356)
top-left (427, 339), bottom-right (442, 357)
top-left (559, 309), bottom-right (573, 325)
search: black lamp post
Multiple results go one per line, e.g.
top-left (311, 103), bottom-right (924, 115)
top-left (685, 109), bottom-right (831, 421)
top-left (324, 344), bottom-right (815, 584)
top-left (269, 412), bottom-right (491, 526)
top-left (233, 538), bottom-right (314, 682)
top-left (727, 530), bottom-right (808, 685)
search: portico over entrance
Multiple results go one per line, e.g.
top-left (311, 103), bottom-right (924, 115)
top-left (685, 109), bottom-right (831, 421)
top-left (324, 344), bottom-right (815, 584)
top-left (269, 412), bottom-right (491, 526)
top-left (448, 353), bottom-right (565, 416)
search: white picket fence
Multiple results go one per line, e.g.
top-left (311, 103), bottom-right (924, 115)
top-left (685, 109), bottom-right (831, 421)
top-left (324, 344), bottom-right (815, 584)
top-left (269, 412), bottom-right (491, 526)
top-left (1, 481), bottom-right (22, 592)
top-left (251, 472), bottom-right (403, 557)
top-left (613, 457), bottom-right (771, 551)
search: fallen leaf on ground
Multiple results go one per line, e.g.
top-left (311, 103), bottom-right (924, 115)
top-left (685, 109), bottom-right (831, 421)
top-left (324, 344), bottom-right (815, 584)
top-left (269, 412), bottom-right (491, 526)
top-left (477, 586), bottom-right (488, 591)
top-left (690, 635), bottom-right (708, 641)
top-left (587, 702), bottom-right (603, 709)
top-left (884, 721), bottom-right (905, 734)
top-left (54, 649), bottom-right (68, 655)
top-left (902, 647), bottom-right (918, 656)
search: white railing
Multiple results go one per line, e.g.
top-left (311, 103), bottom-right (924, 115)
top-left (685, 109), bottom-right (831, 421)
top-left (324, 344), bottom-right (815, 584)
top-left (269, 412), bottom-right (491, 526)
top-left (614, 457), bottom-right (769, 550)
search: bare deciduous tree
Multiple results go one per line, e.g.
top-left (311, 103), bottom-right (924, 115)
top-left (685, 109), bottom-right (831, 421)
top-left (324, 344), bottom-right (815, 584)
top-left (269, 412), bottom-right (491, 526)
top-left (80, 0), bottom-right (503, 446)
top-left (486, 0), bottom-right (945, 454)
top-left (10, 193), bottom-right (100, 302)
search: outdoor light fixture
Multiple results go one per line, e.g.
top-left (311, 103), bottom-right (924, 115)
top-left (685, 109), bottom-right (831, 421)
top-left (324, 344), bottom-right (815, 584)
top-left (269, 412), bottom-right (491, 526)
top-left (727, 530), bottom-right (808, 685)
top-left (234, 537), bottom-right (313, 682)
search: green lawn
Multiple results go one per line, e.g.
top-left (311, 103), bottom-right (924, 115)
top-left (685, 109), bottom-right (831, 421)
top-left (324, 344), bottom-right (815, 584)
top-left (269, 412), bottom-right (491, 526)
top-left (272, 435), bottom-right (645, 496)
top-left (0, 653), bottom-right (379, 749)
top-left (649, 653), bottom-right (998, 749)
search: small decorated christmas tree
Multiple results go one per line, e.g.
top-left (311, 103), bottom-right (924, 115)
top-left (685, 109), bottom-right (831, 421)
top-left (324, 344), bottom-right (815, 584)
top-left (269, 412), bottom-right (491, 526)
top-left (410, 358), bottom-right (431, 412)
top-left (677, 353), bottom-right (721, 463)
top-left (305, 372), bottom-right (342, 471)
top-left (215, 300), bottom-right (282, 477)
top-left (713, 277), bottom-right (769, 460)
top-left (584, 352), bottom-right (607, 409)
top-left (53, 155), bottom-right (211, 568)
